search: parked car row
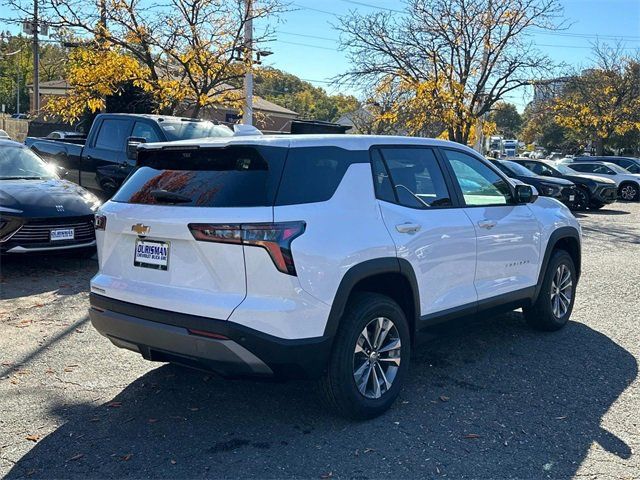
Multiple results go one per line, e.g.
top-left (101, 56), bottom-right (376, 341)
top-left (489, 157), bottom-right (639, 211)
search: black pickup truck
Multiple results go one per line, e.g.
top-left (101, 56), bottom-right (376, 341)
top-left (26, 113), bottom-right (233, 196)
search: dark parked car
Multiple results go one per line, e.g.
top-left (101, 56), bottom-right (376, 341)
top-left (0, 140), bottom-right (101, 254)
top-left (511, 159), bottom-right (617, 211)
top-left (25, 114), bottom-right (233, 197)
top-left (570, 156), bottom-right (640, 174)
top-left (490, 159), bottom-right (577, 209)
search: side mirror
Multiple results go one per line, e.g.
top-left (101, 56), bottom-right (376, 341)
top-left (515, 184), bottom-right (538, 204)
top-left (126, 136), bottom-right (146, 160)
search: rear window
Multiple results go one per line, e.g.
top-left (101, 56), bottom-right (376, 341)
top-left (274, 147), bottom-right (368, 205)
top-left (159, 122), bottom-right (233, 141)
top-left (112, 146), bottom-right (286, 207)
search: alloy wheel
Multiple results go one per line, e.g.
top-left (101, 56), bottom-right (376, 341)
top-left (353, 317), bottom-right (401, 399)
top-left (550, 264), bottom-right (573, 318)
top-left (620, 184), bottom-right (637, 201)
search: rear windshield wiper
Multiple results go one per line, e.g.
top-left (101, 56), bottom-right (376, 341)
top-left (150, 189), bottom-right (192, 204)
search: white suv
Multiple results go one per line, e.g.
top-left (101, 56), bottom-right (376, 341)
top-left (89, 135), bottom-right (581, 419)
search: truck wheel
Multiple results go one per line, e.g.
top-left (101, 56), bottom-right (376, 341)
top-left (320, 293), bottom-right (410, 420)
top-left (524, 250), bottom-right (576, 331)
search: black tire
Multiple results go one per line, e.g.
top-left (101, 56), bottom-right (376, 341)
top-left (572, 187), bottom-right (590, 211)
top-left (319, 292), bottom-right (411, 420)
top-left (618, 182), bottom-right (640, 202)
top-left (590, 202), bottom-right (605, 211)
top-left (524, 250), bottom-right (576, 331)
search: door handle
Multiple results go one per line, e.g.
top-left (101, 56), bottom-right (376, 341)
top-left (396, 223), bottom-right (421, 234)
top-left (477, 220), bottom-right (497, 229)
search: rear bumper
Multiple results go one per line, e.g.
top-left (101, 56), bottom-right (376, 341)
top-left (89, 293), bottom-right (333, 379)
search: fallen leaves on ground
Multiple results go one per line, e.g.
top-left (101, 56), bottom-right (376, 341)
top-left (463, 433), bottom-right (481, 439)
top-left (25, 434), bottom-right (40, 442)
top-left (68, 453), bottom-right (84, 461)
top-left (121, 453), bottom-right (133, 461)
top-left (106, 401), bottom-right (122, 408)
top-left (439, 395), bottom-right (450, 402)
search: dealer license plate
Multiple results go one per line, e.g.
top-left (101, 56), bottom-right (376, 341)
top-left (50, 228), bottom-right (74, 241)
top-left (134, 239), bottom-right (169, 270)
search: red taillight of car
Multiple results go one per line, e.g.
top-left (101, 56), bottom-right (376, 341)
top-left (94, 214), bottom-right (107, 230)
top-left (188, 221), bottom-right (306, 276)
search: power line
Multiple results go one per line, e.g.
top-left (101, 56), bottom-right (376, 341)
top-left (277, 30), bottom-right (337, 42)
top-left (531, 30), bottom-right (640, 41)
top-left (337, 0), bottom-right (403, 13)
top-left (292, 3), bottom-right (640, 43)
top-left (291, 3), bottom-right (337, 16)
top-left (276, 39), bottom-right (337, 51)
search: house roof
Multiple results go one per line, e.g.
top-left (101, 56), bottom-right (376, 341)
top-left (31, 80), bottom-right (297, 116)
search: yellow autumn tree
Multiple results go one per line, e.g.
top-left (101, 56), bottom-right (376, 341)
top-left (46, 46), bottom-right (150, 121)
top-left (36, 0), bottom-right (284, 121)
top-left (553, 45), bottom-right (640, 155)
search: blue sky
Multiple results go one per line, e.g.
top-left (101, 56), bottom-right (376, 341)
top-left (260, 0), bottom-right (640, 110)
top-left (3, 0), bottom-right (639, 111)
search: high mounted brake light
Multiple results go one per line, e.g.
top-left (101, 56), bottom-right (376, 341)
top-left (188, 222), bottom-right (305, 276)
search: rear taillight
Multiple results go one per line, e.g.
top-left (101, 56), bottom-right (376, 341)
top-left (188, 221), bottom-right (305, 275)
top-left (94, 214), bottom-right (107, 230)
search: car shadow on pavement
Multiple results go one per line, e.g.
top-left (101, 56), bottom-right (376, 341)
top-left (583, 208), bottom-right (631, 216)
top-left (5, 313), bottom-right (637, 479)
top-left (0, 254), bottom-right (96, 300)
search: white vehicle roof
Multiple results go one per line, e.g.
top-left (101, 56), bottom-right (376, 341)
top-left (139, 134), bottom-right (479, 154)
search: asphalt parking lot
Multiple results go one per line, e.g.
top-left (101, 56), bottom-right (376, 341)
top-left (1, 204), bottom-right (639, 479)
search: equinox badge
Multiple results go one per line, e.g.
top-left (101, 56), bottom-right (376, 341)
top-left (131, 223), bottom-right (150, 236)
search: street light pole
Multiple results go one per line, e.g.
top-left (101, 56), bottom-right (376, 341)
top-left (242, 0), bottom-right (253, 126)
top-left (32, 0), bottom-right (40, 114)
top-left (31, 0), bottom-right (40, 115)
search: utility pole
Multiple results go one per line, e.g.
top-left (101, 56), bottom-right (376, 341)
top-left (32, 0), bottom-right (40, 114)
top-left (242, 0), bottom-right (253, 125)
top-left (98, 0), bottom-right (107, 43)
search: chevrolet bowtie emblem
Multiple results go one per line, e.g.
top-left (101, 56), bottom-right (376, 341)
top-left (131, 223), bottom-right (150, 235)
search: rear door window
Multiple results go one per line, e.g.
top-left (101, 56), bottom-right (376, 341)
top-left (275, 147), bottom-right (368, 205)
top-left (375, 147), bottom-right (452, 208)
top-left (112, 146), bottom-right (286, 207)
top-left (94, 119), bottom-right (133, 151)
